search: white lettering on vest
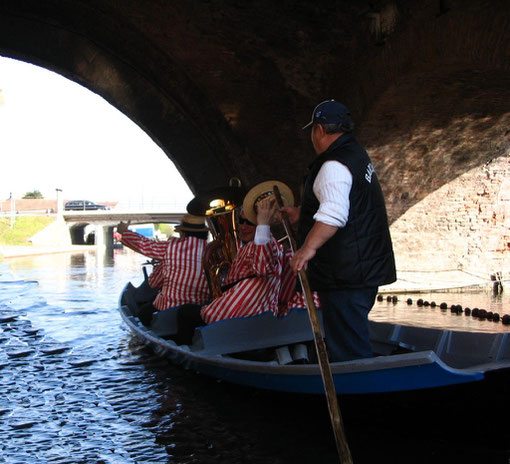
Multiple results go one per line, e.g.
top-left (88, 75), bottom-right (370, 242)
top-left (365, 163), bottom-right (375, 183)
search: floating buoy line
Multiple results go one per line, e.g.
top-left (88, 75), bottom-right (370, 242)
top-left (376, 294), bottom-right (510, 325)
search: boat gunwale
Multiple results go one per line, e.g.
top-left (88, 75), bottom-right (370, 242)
top-left (119, 303), bottom-right (490, 377)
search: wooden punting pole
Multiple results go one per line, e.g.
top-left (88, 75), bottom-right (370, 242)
top-left (273, 185), bottom-right (353, 464)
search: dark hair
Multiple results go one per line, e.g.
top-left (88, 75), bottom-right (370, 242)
top-left (322, 120), bottom-right (354, 134)
top-left (182, 230), bottom-right (209, 240)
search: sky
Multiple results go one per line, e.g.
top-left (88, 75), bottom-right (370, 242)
top-left (0, 56), bottom-right (193, 210)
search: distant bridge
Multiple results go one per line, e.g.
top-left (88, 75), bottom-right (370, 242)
top-left (62, 210), bottom-right (187, 248)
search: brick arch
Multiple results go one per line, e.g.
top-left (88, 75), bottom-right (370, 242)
top-left (0, 2), bottom-right (256, 195)
top-left (351, 5), bottom-right (510, 118)
top-left (1, 0), bottom-right (509, 213)
top-left (354, 5), bottom-right (510, 222)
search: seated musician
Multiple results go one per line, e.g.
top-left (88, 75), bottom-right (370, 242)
top-left (116, 214), bottom-right (211, 325)
top-left (174, 182), bottom-right (292, 345)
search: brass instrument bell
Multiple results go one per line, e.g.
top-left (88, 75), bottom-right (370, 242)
top-left (187, 185), bottom-right (245, 299)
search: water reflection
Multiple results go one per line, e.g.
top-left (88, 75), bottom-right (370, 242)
top-left (69, 253), bottom-right (87, 268)
top-left (372, 287), bottom-right (510, 333)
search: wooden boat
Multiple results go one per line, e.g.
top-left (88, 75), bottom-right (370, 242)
top-left (118, 281), bottom-right (510, 395)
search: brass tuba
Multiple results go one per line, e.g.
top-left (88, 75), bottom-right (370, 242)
top-left (187, 181), bottom-right (245, 299)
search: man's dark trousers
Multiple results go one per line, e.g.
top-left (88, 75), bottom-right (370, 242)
top-left (319, 287), bottom-right (378, 362)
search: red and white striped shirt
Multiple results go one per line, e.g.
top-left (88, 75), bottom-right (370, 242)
top-left (278, 246), bottom-right (321, 317)
top-left (285, 291), bottom-right (321, 314)
top-left (200, 235), bottom-right (283, 324)
top-left (121, 231), bottom-right (210, 310)
top-left (148, 262), bottom-right (164, 290)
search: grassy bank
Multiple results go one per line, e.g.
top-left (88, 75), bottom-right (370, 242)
top-left (0, 217), bottom-right (55, 246)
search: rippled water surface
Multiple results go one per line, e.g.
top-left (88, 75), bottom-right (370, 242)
top-left (1, 249), bottom-right (509, 464)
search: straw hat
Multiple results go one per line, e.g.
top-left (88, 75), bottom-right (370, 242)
top-left (174, 214), bottom-right (209, 232)
top-left (242, 180), bottom-right (294, 225)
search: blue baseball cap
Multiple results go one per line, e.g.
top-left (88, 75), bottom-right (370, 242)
top-left (302, 100), bottom-right (352, 130)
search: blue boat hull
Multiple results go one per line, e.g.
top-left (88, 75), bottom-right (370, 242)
top-left (193, 358), bottom-right (484, 395)
top-left (118, 303), bottom-right (486, 395)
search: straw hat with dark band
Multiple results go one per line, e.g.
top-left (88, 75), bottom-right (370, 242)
top-left (242, 180), bottom-right (294, 225)
top-left (174, 214), bottom-right (209, 232)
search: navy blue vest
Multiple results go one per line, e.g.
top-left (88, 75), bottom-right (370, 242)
top-left (298, 133), bottom-right (396, 290)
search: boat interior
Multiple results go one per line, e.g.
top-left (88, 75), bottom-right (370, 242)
top-left (121, 282), bottom-right (510, 369)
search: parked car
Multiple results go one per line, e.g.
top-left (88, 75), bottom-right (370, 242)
top-left (64, 200), bottom-right (110, 211)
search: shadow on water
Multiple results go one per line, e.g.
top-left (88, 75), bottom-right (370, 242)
top-left (129, 336), bottom-right (510, 464)
top-left (124, 339), bottom-right (337, 464)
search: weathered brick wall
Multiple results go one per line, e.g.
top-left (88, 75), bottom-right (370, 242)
top-left (359, 69), bottom-right (510, 224)
top-left (357, 64), bottom-right (510, 280)
top-left (390, 152), bottom-right (510, 278)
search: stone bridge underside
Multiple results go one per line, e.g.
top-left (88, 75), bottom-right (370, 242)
top-left (1, 0), bottom-right (510, 277)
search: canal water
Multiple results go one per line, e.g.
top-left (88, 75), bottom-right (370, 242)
top-left (1, 249), bottom-right (509, 463)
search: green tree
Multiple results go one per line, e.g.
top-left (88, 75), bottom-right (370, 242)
top-left (23, 190), bottom-right (44, 199)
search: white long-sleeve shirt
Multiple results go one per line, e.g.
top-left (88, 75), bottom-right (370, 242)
top-left (254, 224), bottom-right (271, 245)
top-left (313, 160), bottom-right (352, 228)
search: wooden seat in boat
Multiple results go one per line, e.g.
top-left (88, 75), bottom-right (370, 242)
top-left (150, 307), bottom-right (179, 337)
top-left (124, 280), bottom-right (324, 354)
top-left (191, 308), bottom-right (324, 356)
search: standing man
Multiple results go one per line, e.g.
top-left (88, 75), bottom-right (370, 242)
top-left (283, 99), bottom-right (396, 362)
